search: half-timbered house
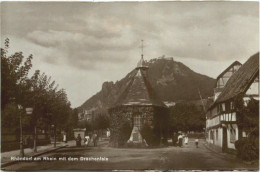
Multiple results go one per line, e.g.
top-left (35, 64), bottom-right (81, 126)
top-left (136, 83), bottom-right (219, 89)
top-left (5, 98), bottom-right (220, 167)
top-left (206, 52), bottom-right (259, 152)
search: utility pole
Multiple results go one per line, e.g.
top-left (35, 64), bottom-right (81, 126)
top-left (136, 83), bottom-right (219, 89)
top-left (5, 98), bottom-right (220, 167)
top-left (198, 88), bottom-right (206, 112)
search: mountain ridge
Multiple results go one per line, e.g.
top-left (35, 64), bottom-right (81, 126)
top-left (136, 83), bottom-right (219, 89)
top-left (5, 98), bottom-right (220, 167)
top-left (79, 57), bottom-right (215, 112)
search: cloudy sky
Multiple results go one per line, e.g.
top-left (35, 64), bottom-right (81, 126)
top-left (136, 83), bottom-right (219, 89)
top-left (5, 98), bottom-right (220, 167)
top-left (1, 1), bottom-right (259, 108)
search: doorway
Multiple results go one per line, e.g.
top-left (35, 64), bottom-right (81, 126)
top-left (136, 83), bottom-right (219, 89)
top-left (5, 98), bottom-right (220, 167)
top-left (222, 127), bottom-right (227, 152)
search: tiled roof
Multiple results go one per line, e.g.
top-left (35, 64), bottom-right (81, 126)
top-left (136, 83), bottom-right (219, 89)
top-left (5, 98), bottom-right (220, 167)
top-left (216, 61), bottom-right (242, 81)
top-left (113, 68), bottom-right (166, 107)
top-left (215, 52), bottom-right (259, 104)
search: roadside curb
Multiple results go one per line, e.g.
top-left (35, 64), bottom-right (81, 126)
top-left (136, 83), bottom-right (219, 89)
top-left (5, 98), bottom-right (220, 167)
top-left (1, 145), bottom-right (68, 168)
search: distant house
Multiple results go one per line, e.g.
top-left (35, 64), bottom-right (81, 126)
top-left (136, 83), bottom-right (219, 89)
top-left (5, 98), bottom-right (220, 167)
top-left (206, 53), bottom-right (259, 152)
top-left (78, 109), bottom-right (94, 122)
top-left (108, 56), bottom-right (169, 147)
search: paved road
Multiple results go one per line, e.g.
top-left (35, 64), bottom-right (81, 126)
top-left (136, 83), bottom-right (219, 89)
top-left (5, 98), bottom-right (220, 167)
top-left (3, 139), bottom-right (258, 171)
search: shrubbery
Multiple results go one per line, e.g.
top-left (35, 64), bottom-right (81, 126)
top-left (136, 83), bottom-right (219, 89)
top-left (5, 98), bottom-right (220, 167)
top-left (141, 124), bottom-right (161, 146)
top-left (234, 96), bottom-right (259, 162)
top-left (118, 122), bottom-right (132, 147)
top-left (235, 137), bottom-right (259, 161)
top-left (141, 124), bottom-right (155, 146)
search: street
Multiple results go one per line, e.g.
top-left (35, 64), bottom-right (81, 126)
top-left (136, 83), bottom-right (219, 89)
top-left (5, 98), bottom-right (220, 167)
top-left (3, 139), bottom-right (258, 171)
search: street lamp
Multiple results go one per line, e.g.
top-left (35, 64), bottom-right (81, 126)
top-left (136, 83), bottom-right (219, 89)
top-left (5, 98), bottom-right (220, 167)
top-left (19, 106), bottom-right (34, 157)
top-left (51, 124), bottom-right (56, 148)
top-left (25, 107), bottom-right (34, 154)
top-left (18, 105), bottom-right (24, 157)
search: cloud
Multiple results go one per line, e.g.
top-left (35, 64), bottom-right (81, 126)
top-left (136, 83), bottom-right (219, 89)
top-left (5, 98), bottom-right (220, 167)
top-left (26, 29), bottom-right (137, 69)
top-left (1, 1), bottom-right (259, 107)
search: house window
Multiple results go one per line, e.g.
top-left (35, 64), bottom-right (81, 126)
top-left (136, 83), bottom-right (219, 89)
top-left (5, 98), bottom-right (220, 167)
top-left (242, 131), bottom-right (247, 137)
top-left (133, 115), bottom-right (142, 130)
top-left (216, 129), bottom-right (218, 141)
top-left (230, 129), bottom-right (236, 143)
top-left (225, 102), bottom-right (231, 112)
top-left (222, 103), bottom-right (225, 112)
top-left (231, 101), bottom-right (234, 110)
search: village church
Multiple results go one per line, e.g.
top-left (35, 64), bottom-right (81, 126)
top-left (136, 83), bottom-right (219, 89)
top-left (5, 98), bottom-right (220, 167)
top-left (109, 53), bottom-right (169, 147)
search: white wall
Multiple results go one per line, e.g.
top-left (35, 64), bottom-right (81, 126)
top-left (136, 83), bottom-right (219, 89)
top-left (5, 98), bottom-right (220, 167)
top-left (208, 125), bottom-right (239, 150)
top-left (207, 127), bottom-right (222, 148)
top-left (227, 124), bottom-right (238, 149)
top-left (246, 77), bottom-right (259, 95)
top-left (214, 127), bottom-right (222, 147)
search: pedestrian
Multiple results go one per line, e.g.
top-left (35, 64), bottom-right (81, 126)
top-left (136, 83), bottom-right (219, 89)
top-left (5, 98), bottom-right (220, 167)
top-left (76, 134), bottom-right (82, 147)
top-left (84, 135), bottom-right (90, 147)
top-left (195, 137), bottom-right (199, 148)
top-left (93, 133), bottom-right (98, 147)
top-left (106, 130), bottom-right (110, 137)
top-left (63, 133), bottom-right (67, 143)
top-left (184, 135), bottom-right (189, 145)
top-left (177, 134), bottom-right (183, 147)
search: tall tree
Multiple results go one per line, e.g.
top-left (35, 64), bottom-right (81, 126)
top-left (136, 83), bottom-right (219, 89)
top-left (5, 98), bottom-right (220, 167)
top-left (170, 103), bottom-right (205, 133)
top-left (1, 38), bottom-right (33, 109)
top-left (1, 38), bottom-right (33, 135)
top-left (1, 38), bottom-right (74, 151)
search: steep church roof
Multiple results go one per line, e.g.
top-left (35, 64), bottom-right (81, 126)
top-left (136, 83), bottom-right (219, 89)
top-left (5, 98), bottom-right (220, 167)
top-left (215, 52), bottom-right (259, 104)
top-left (113, 58), bottom-right (166, 108)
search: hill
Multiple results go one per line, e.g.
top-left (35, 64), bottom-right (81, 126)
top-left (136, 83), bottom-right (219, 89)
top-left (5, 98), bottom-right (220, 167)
top-left (79, 57), bottom-right (215, 112)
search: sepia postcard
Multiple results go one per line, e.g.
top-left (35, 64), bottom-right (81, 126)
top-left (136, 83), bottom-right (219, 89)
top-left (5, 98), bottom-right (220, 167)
top-left (1, 1), bottom-right (259, 171)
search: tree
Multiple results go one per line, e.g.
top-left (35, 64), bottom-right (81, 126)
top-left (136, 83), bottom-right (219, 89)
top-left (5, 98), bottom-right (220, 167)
top-left (1, 103), bottom-right (20, 132)
top-left (70, 108), bottom-right (79, 128)
top-left (170, 103), bottom-right (205, 133)
top-left (1, 38), bottom-right (73, 151)
top-left (234, 95), bottom-right (259, 161)
top-left (235, 95), bottom-right (259, 137)
top-left (1, 38), bottom-right (33, 140)
top-left (1, 38), bottom-right (33, 109)
top-left (25, 70), bottom-right (71, 149)
top-left (153, 107), bottom-right (170, 145)
top-left (95, 114), bottom-right (110, 130)
top-left (48, 89), bottom-right (71, 147)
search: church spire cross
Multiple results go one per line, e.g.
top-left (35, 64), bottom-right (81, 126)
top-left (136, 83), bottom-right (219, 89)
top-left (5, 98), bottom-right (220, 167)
top-left (136, 39), bottom-right (148, 70)
top-left (140, 40), bottom-right (144, 59)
